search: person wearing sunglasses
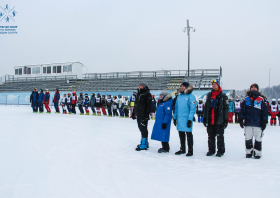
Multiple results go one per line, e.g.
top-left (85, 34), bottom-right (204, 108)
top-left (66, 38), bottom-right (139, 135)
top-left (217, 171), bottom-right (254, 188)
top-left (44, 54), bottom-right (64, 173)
top-left (203, 79), bottom-right (228, 157)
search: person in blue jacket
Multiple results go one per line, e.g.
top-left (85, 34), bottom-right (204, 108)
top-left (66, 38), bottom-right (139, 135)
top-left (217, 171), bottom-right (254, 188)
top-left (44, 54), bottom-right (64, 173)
top-left (38, 89), bottom-right (45, 113)
top-left (31, 88), bottom-right (39, 113)
top-left (239, 83), bottom-right (268, 159)
top-left (173, 82), bottom-right (197, 156)
top-left (228, 98), bottom-right (235, 123)
top-left (151, 90), bottom-right (173, 153)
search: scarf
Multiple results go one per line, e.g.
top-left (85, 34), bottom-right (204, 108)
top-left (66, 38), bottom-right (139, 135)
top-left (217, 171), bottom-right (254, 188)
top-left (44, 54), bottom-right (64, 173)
top-left (211, 87), bottom-right (222, 125)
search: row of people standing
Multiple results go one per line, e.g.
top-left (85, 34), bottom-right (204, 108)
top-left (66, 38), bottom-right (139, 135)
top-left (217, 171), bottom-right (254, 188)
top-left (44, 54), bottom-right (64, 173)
top-left (134, 80), bottom-right (268, 159)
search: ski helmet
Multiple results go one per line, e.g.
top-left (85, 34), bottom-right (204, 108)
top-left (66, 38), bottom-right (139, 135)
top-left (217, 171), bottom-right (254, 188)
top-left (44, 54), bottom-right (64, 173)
top-left (72, 91), bottom-right (76, 94)
top-left (272, 99), bottom-right (276, 102)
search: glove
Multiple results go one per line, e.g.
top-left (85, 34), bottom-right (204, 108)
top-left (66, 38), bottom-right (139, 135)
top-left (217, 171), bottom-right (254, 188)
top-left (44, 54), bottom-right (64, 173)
top-left (187, 120), bottom-right (192, 128)
top-left (203, 120), bottom-right (208, 127)
top-left (261, 120), bottom-right (268, 131)
top-left (239, 119), bottom-right (244, 128)
top-left (162, 123), bottom-right (167, 129)
top-left (224, 121), bottom-right (228, 129)
top-left (173, 119), bottom-right (177, 126)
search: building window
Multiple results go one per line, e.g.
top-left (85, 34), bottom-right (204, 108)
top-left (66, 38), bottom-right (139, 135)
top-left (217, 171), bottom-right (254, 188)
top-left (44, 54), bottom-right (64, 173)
top-left (27, 68), bottom-right (31, 74)
top-left (15, 69), bottom-right (18, 75)
top-left (47, 66), bottom-right (51, 74)
top-left (43, 67), bottom-right (46, 74)
top-left (32, 68), bottom-right (36, 74)
top-left (19, 68), bottom-right (22, 75)
top-left (53, 66), bottom-right (56, 73)
top-left (24, 67), bottom-right (27, 74)
top-left (68, 65), bottom-right (72, 72)
top-left (36, 67), bottom-right (40, 74)
top-left (57, 66), bottom-right (61, 73)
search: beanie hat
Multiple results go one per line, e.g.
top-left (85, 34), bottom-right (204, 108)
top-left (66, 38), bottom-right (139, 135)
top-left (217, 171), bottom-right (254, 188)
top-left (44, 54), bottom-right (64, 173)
top-left (139, 82), bottom-right (147, 88)
top-left (181, 82), bottom-right (189, 88)
top-left (160, 90), bottom-right (168, 96)
top-left (250, 83), bottom-right (259, 91)
top-left (211, 79), bottom-right (220, 87)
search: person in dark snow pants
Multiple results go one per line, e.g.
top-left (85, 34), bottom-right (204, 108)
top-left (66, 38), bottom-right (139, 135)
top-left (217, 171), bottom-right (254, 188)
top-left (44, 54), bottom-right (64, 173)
top-left (203, 79), bottom-right (228, 157)
top-left (38, 89), bottom-right (45, 113)
top-left (53, 88), bottom-right (60, 113)
top-left (132, 83), bottom-right (152, 151)
top-left (31, 88), bottom-right (39, 112)
top-left (151, 90), bottom-right (173, 153)
top-left (173, 82), bottom-right (197, 156)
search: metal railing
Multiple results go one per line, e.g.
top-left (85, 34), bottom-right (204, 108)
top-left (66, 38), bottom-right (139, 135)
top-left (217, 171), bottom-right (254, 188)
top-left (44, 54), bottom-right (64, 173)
top-left (5, 75), bottom-right (77, 82)
top-left (83, 69), bottom-right (220, 80)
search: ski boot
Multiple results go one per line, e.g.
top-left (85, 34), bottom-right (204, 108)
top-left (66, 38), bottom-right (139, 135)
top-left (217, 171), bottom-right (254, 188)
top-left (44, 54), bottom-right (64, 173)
top-left (92, 112), bottom-right (96, 116)
top-left (135, 138), bottom-right (148, 151)
top-left (175, 147), bottom-right (186, 155)
top-left (216, 152), bottom-right (224, 157)
top-left (206, 151), bottom-right (215, 156)
top-left (158, 148), bottom-right (169, 153)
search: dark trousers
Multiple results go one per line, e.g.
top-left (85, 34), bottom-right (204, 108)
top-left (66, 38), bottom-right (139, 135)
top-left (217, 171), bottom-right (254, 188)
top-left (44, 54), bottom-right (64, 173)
top-left (235, 113), bottom-right (239, 123)
top-left (178, 131), bottom-right (193, 151)
top-left (67, 104), bottom-right (72, 112)
top-left (38, 101), bottom-right (44, 112)
top-left (78, 104), bottom-right (84, 113)
top-left (91, 106), bottom-right (95, 113)
top-left (54, 102), bottom-right (59, 112)
top-left (107, 106), bottom-right (112, 116)
top-left (113, 109), bottom-right (119, 116)
top-left (32, 101), bottom-right (38, 112)
top-left (137, 117), bottom-right (148, 138)
top-left (71, 104), bottom-right (76, 114)
top-left (207, 125), bottom-right (225, 154)
top-left (161, 142), bottom-right (170, 151)
top-left (124, 108), bottom-right (129, 117)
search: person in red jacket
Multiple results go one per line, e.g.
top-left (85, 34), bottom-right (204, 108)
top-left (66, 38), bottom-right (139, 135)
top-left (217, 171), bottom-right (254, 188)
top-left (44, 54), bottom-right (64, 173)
top-left (269, 99), bottom-right (279, 126)
top-left (71, 91), bottom-right (77, 114)
top-left (44, 89), bottom-right (51, 113)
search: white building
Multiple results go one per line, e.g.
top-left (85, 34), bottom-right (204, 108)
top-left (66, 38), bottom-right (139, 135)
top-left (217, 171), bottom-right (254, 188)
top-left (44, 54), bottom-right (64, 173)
top-left (14, 62), bottom-right (84, 79)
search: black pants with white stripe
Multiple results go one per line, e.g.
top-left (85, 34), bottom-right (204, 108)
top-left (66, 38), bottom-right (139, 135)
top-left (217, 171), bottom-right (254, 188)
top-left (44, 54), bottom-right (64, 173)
top-left (137, 117), bottom-right (148, 138)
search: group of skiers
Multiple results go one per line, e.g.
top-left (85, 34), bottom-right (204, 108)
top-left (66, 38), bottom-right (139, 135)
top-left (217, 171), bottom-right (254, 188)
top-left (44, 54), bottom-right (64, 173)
top-left (134, 80), bottom-right (275, 159)
top-left (29, 79), bottom-right (279, 159)
top-left (30, 88), bottom-right (158, 119)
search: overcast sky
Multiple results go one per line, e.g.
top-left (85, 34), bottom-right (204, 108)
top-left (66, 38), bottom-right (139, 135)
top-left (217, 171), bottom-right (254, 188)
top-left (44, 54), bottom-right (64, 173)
top-left (1, 0), bottom-right (280, 90)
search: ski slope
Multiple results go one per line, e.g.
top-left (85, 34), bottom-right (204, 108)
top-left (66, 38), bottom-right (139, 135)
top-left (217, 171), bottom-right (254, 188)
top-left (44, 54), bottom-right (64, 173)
top-left (0, 105), bottom-right (279, 198)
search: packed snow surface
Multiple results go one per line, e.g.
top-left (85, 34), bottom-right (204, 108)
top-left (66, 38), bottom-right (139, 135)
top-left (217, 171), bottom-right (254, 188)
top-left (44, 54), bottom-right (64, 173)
top-left (0, 106), bottom-right (279, 198)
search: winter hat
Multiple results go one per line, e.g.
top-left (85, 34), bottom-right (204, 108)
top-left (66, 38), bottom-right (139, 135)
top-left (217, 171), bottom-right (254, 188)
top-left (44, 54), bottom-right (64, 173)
top-left (250, 83), bottom-right (259, 91)
top-left (160, 90), bottom-right (168, 96)
top-left (139, 82), bottom-right (147, 88)
top-left (181, 82), bottom-right (189, 88)
top-left (85, 93), bottom-right (88, 96)
top-left (211, 79), bottom-right (220, 87)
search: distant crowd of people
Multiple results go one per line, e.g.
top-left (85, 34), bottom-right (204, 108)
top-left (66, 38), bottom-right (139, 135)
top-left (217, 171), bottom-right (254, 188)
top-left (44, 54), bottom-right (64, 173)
top-left (29, 79), bottom-right (280, 159)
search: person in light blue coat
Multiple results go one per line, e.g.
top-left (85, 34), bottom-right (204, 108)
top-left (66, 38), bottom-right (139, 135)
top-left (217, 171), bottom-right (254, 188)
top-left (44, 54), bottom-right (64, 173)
top-left (173, 82), bottom-right (197, 156)
top-left (151, 90), bottom-right (173, 153)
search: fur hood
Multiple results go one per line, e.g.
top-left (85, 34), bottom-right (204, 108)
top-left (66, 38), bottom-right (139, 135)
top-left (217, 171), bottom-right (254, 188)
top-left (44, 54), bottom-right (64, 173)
top-left (163, 84), bottom-right (193, 102)
top-left (245, 90), bottom-right (265, 98)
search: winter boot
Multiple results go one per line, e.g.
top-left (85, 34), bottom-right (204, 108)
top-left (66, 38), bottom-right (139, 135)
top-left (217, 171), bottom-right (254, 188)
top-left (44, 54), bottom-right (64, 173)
top-left (158, 148), bottom-right (169, 153)
top-left (135, 138), bottom-right (148, 151)
top-left (246, 151), bottom-right (253, 158)
top-left (175, 147), bottom-right (186, 155)
top-left (198, 116), bottom-right (201, 123)
top-left (216, 152), bottom-right (224, 157)
top-left (92, 112), bottom-right (96, 116)
top-left (201, 117), bottom-right (203, 123)
top-left (206, 151), bottom-right (215, 156)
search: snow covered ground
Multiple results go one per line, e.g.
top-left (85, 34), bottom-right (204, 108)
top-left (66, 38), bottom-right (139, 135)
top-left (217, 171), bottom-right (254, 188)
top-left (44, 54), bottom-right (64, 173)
top-left (0, 105), bottom-right (279, 198)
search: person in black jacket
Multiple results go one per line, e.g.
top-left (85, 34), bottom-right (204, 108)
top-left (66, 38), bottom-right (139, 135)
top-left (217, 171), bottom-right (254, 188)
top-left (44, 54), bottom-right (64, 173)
top-left (239, 83), bottom-right (268, 159)
top-left (133, 83), bottom-right (152, 151)
top-left (203, 79), bottom-right (229, 157)
top-left (31, 88), bottom-right (39, 113)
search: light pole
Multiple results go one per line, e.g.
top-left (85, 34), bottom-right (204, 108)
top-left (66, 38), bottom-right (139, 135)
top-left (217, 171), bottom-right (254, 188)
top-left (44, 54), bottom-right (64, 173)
top-left (269, 68), bottom-right (271, 100)
top-left (183, 19), bottom-right (196, 78)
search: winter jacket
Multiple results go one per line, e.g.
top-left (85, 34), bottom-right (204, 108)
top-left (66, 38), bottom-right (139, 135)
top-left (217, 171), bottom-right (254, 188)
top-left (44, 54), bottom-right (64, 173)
top-left (95, 96), bottom-right (102, 107)
top-left (151, 98), bottom-right (157, 113)
top-left (78, 95), bottom-right (84, 105)
top-left (228, 101), bottom-right (235, 113)
top-left (239, 91), bottom-right (268, 127)
top-left (60, 97), bottom-right (66, 105)
top-left (113, 98), bottom-right (118, 109)
top-left (90, 95), bottom-right (96, 107)
top-left (234, 99), bottom-right (241, 113)
top-left (84, 97), bottom-right (90, 107)
top-left (134, 86), bottom-right (152, 119)
top-left (71, 94), bottom-right (77, 105)
top-left (173, 84), bottom-right (197, 132)
top-left (32, 91), bottom-right (39, 102)
top-left (101, 97), bottom-right (107, 106)
top-left (196, 103), bottom-right (204, 115)
top-left (118, 98), bottom-right (123, 108)
top-left (38, 93), bottom-right (45, 102)
top-left (66, 96), bottom-right (72, 105)
top-left (151, 96), bottom-right (173, 142)
top-left (106, 97), bottom-right (113, 106)
top-left (123, 99), bottom-right (130, 108)
top-left (30, 91), bottom-right (34, 103)
top-left (130, 94), bottom-right (136, 106)
top-left (53, 91), bottom-right (60, 103)
top-left (44, 92), bottom-right (50, 104)
top-left (203, 89), bottom-right (229, 126)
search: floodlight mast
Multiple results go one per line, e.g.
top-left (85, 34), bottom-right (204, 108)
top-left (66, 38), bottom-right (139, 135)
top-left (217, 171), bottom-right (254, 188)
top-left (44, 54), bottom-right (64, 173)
top-left (183, 19), bottom-right (195, 78)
